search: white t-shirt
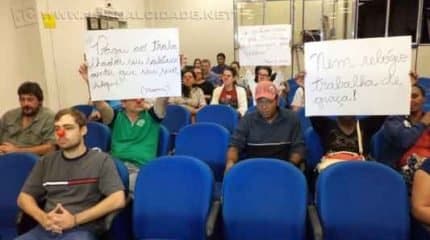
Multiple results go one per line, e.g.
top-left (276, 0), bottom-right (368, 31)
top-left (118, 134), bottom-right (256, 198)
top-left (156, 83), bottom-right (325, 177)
top-left (291, 87), bottom-right (305, 108)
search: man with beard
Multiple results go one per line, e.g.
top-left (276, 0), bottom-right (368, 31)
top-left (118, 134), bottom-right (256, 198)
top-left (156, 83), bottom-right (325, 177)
top-left (16, 108), bottom-right (125, 240)
top-left (0, 82), bottom-right (55, 155)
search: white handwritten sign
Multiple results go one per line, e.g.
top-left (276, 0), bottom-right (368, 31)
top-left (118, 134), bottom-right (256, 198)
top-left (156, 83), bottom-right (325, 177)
top-left (238, 24), bottom-right (292, 66)
top-left (85, 28), bottom-right (181, 100)
top-left (304, 36), bottom-right (411, 116)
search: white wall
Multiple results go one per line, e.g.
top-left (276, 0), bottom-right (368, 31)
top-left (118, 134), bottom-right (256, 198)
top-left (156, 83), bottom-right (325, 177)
top-left (144, 0), bottom-right (234, 67)
top-left (0, 0), bottom-right (46, 115)
top-left (36, 0), bottom-right (146, 110)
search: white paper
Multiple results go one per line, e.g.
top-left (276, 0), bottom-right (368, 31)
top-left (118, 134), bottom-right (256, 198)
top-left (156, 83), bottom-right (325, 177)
top-left (238, 24), bottom-right (292, 66)
top-left (85, 28), bottom-right (181, 101)
top-left (304, 36), bottom-right (411, 116)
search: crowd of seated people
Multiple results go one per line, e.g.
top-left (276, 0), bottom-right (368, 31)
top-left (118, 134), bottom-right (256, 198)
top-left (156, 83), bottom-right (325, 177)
top-left (2, 50), bottom-right (430, 238)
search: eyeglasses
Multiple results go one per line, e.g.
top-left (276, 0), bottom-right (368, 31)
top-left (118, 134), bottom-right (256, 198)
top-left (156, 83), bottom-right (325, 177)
top-left (257, 73), bottom-right (270, 77)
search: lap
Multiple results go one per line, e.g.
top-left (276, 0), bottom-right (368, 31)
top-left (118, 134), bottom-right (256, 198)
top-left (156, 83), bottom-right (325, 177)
top-left (15, 225), bottom-right (97, 240)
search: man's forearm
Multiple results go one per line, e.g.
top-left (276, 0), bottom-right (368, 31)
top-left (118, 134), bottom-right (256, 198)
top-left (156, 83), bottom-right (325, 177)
top-left (93, 101), bottom-right (114, 124)
top-left (153, 97), bottom-right (169, 119)
top-left (226, 147), bottom-right (239, 171)
top-left (75, 191), bottom-right (125, 226)
top-left (17, 192), bottom-right (46, 225)
top-left (18, 143), bottom-right (55, 156)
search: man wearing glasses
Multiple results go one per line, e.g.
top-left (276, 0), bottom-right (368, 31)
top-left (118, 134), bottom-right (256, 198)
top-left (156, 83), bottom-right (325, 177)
top-left (225, 81), bottom-right (304, 172)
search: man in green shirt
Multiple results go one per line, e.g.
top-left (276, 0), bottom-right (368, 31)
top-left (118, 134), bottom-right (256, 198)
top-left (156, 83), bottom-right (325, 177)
top-left (79, 64), bottom-right (168, 192)
top-left (0, 82), bottom-right (55, 155)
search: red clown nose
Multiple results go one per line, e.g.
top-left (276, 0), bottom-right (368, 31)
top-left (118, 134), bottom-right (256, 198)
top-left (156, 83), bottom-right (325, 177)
top-left (56, 129), bottom-right (65, 138)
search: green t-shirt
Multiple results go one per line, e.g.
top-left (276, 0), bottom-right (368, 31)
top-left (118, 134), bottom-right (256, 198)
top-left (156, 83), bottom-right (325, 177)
top-left (111, 109), bottom-right (160, 167)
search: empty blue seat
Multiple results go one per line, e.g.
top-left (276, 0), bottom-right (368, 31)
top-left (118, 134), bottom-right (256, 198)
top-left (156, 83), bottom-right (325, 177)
top-left (223, 158), bottom-right (308, 240)
top-left (133, 156), bottom-right (214, 240)
top-left (313, 161), bottom-right (409, 240)
top-left (72, 104), bottom-right (94, 118)
top-left (196, 105), bottom-right (239, 133)
top-left (85, 121), bottom-right (111, 152)
top-left (0, 153), bottom-right (38, 239)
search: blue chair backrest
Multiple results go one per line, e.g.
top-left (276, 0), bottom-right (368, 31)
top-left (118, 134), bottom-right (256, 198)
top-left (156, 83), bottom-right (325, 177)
top-left (296, 107), bottom-right (311, 135)
top-left (370, 127), bottom-right (384, 161)
top-left (304, 127), bottom-right (324, 170)
top-left (196, 105), bottom-right (239, 133)
top-left (222, 158), bottom-right (307, 240)
top-left (84, 121), bottom-right (111, 152)
top-left (161, 105), bottom-right (191, 135)
top-left (112, 158), bottom-right (129, 190)
top-left (133, 156), bottom-right (214, 240)
top-left (72, 104), bottom-right (94, 118)
top-left (175, 123), bottom-right (230, 181)
top-left (157, 124), bottom-right (170, 156)
top-left (418, 77), bottom-right (430, 103)
top-left (316, 161), bottom-right (409, 240)
top-left (0, 153), bottom-right (38, 231)
top-left (246, 105), bottom-right (256, 114)
top-left (287, 78), bottom-right (299, 106)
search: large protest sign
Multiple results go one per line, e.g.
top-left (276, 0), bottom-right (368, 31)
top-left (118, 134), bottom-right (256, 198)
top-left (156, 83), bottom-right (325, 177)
top-left (85, 28), bottom-right (181, 100)
top-left (304, 36), bottom-right (411, 116)
top-left (238, 24), bottom-right (292, 66)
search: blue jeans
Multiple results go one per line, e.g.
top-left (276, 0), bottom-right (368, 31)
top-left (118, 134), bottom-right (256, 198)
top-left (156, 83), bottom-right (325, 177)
top-left (14, 225), bottom-right (97, 240)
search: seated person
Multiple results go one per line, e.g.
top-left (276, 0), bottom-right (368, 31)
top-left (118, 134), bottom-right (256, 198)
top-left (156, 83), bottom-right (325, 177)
top-left (79, 64), bottom-right (167, 192)
top-left (290, 71), bottom-right (305, 111)
top-left (211, 66), bottom-right (248, 117)
top-left (169, 69), bottom-right (206, 116)
top-left (0, 81), bottom-right (55, 155)
top-left (193, 67), bottom-right (214, 104)
top-left (16, 108), bottom-right (125, 240)
top-left (310, 115), bottom-right (386, 159)
top-left (202, 59), bottom-right (221, 86)
top-left (381, 83), bottom-right (430, 169)
top-left (225, 81), bottom-right (304, 171)
top-left (412, 158), bottom-right (430, 233)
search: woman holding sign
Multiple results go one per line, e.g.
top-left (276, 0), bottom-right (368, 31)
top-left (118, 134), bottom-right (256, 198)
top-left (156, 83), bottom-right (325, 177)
top-left (168, 69), bottom-right (206, 116)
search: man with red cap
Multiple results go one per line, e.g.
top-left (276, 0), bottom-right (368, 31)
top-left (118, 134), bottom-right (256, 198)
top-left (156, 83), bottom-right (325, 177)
top-left (225, 81), bottom-right (304, 171)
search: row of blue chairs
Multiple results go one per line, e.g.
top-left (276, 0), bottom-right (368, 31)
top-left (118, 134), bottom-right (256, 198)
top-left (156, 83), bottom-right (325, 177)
top-left (0, 152), bottom-right (417, 239)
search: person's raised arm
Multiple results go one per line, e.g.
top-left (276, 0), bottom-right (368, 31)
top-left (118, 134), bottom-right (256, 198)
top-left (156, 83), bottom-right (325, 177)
top-left (78, 64), bottom-right (114, 124)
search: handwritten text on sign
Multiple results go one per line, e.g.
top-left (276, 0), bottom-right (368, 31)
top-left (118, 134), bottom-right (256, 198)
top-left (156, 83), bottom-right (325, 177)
top-left (238, 24), bottom-right (291, 66)
top-left (304, 36), bottom-right (411, 116)
top-left (85, 28), bottom-right (181, 100)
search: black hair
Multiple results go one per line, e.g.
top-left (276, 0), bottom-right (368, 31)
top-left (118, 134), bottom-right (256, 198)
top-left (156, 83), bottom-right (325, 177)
top-left (18, 81), bottom-right (44, 101)
top-left (231, 61), bottom-right (240, 69)
top-left (254, 66), bottom-right (273, 83)
top-left (181, 69), bottom-right (196, 98)
top-left (413, 84), bottom-right (426, 97)
top-left (216, 52), bottom-right (226, 59)
top-left (223, 66), bottom-right (237, 78)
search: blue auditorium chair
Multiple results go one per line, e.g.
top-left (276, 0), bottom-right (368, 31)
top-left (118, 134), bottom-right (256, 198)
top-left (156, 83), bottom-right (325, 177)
top-left (196, 105), bottom-right (239, 134)
top-left (222, 158), bottom-right (308, 240)
top-left (0, 153), bottom-right (38, 239)
top-left (72, 104), bottom-right (94, 118)
top-left (175, 123), bottom-right (229, 198)
top-left (157, 124), bottom-right (170, 156)
top-left (310, 161), bottom-right (409, 240)
top-left (297, 107), bottom-right (312, 135)
top-left (85, 121), bottom-right (111, 152)
top-left (161, 105), bottom-right (191, 150)
top-left (133, 156), bottom-right (214, 240)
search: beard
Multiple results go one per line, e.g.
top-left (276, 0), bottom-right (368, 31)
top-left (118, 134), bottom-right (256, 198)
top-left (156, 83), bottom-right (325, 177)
top-left (21, 106), bottom-right (40, 117)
